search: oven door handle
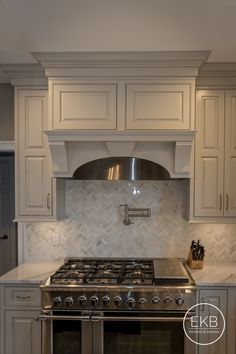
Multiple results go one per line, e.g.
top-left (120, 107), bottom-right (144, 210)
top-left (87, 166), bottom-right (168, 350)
top-left (36, 314), bottom-right (91, 321)
top-left (90, 315), bottom-right (193, 322)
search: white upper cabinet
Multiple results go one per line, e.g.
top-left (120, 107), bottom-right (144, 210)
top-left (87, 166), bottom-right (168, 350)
top-left (126, 83), bottom-right (192, 130)
top-left (51, 82), bottom-right (117, 130)
top-left (15, 88), bottom-right (64, 221)
top-left (49, 79), bottom-right (194, 131)
top-left (194, 90), bottom-right (236, 219)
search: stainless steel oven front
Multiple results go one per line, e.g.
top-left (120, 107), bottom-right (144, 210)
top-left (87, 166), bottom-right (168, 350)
top-left (38, 309), bottom-right (196, 354)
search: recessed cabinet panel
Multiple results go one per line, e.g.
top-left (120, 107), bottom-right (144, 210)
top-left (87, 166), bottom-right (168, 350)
top-left (202, 97), bottom-right (219, 150)
top-left (126, 83), bottom-right (191, 129)
top-left (19, 156), bottom-right (51, 215)
top-left (195, 157), bottom-right (222, 216)
top-left (52, 83), bottom-right (117, 129)
top-left (5, 311), bottom-right (41, 354)
top-left (25, 97), bottom-right (44, 149)
top-left (26, 157), bottom-right (44, 208)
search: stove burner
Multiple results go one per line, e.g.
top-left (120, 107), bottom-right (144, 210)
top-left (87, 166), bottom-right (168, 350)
top-left (50, 258), bottom-right (154, 286)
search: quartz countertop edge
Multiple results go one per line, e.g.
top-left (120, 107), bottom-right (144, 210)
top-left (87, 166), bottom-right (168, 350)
top-left (188, 263), bottom-right (236, 287)
top-left (0, 261), bottom-right (236, 286)
top-left (0, 260), bottom-right (63, 284)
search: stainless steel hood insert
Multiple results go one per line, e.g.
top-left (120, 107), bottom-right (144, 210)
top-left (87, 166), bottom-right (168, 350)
top-left (73, 157), bottom-right (171, 180)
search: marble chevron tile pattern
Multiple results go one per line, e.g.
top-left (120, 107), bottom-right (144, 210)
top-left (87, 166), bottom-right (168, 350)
top-left (25, 180), bottom-right (236, 262)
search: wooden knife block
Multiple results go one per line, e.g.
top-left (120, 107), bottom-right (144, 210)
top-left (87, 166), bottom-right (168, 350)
top-left (187, 250), bottom-right (204, 269)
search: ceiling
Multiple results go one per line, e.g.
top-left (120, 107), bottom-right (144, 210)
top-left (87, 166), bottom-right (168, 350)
top-left (1, 0), bottom-right (236, 82)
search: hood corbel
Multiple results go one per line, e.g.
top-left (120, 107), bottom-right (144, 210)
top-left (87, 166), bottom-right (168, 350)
top-left (45, 130), bottom-right (196, 179)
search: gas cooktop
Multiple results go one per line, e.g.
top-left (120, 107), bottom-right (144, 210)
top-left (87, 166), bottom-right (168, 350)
top-left (49, 257), bottom-right (190, 286)
top-left (41, 258), bottom-right (196, 311)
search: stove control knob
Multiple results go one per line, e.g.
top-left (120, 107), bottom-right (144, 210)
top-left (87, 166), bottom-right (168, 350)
top-left (127, 297), bottom-right (136, 308)
top-left (101, 296), bottom-right (110, 306)
top-left (163, 296), bottom-right (172, 305)
top-left (52, 296), bottom-right (62, 306)
top-left (77, 295), bottom-right (87, 306)
top-left (64, 296), bottom-right (74, 307)
top-left (175, 296), bottom-right (184, 306)
top-left (90, 295), bottom-right (99, 306)
top-left (113, 296), bottom-right (122, 306)
top-left (138, 298), bottom-right (147, 306)
top-left (152, 296), bottom-right (161, 305)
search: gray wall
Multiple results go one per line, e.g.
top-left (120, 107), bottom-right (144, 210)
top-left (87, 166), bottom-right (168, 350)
top-left (0, 84), bottom-right (14, 141)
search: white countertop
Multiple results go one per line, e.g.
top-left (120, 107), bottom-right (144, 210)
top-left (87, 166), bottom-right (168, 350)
top-left (188, 263), bottom-right (236, 287)
top-left (0, 260), bottom-right (236, 287)
top-left (0, 260), bottom-right (63, 284)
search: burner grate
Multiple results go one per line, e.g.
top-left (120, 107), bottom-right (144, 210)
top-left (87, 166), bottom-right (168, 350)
top-left (50, 258), bottom-right (154, 285)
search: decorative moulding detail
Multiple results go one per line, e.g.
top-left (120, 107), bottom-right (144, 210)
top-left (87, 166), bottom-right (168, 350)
top-left (105, 142), bottom-right (135, 156)
top-left (45, 130), bottom-right (196, 178)
top-left (197, 62), bottom-right (236, 88)
top-left (0, 141), bottom-right (15, 151)
top-left (32, 51), bottom-right (210, 78)
top-left (1, 64), bottom-right (47, 86)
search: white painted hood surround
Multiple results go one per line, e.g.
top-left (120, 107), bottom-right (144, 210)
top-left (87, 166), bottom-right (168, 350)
top-left (32, 51), bottom-right (210, 179)
top-left (45, 130), bottom-right (195, 178)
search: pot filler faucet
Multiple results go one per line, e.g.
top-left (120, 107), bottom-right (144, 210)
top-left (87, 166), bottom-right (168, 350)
top-left (120, 204), bottom-right (151, 225)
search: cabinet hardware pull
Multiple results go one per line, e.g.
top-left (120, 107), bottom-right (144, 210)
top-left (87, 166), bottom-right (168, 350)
top-left (226, 194), bottom-right (229, 211)
top-left (47, 193), bottom-right (50, 209)
top-left (219, 194), bottom-right (223, 210)
top-left (0, 234), bottom-right (8, 240)
top-left (16, 295), bottom-right (31, 300)
top-left (201, 298), bottom-right (205, 311)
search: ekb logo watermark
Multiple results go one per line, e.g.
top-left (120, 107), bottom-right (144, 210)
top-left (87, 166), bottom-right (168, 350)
top-left (183, 303), bottom-right (225, 346)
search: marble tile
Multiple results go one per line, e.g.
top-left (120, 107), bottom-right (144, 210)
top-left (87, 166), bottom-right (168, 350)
top-left (25, 180), bottom-right (236, 262)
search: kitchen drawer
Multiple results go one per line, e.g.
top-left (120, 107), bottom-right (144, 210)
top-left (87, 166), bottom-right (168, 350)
top-left (5, 287), bottom-right (41, 307)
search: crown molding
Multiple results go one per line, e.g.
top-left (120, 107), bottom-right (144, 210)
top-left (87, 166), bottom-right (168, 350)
top-left (32, 51), bottom-right (211, 78)
top-left (0, 141), bottom-right (15, 151)
top-left (1, 64), bottom-right (47, 86)
top-left (197, 62), bottom-right (236, 88)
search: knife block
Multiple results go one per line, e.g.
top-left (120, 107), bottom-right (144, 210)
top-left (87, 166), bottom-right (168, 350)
top-left (187, 250), bottom-right (204, 269)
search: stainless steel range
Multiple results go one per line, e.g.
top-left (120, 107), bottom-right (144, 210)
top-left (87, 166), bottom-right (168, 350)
top-left (39, 258), bottom-right (196, 354)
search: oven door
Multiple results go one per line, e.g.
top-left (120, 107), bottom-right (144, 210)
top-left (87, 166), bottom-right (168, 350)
top-left (92, 311), bottom-right (196, 354)
top-left (39, 311), bottom-right (93, 354)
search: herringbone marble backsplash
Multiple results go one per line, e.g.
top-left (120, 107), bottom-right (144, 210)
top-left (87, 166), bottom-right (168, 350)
top-left (26, 180), bottom-right (236, 262)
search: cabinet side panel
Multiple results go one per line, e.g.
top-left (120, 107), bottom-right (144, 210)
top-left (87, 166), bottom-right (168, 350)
top-left (225, 91), bottom-right (236, 217)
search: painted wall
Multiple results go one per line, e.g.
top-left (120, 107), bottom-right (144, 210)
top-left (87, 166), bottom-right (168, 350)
top-left (0, 84), bottom-right (14, 141)
top-left (25, 180), bottom-right (236, 262)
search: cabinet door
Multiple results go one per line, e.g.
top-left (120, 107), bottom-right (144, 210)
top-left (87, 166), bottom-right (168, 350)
top-left (198, 289), bottom-right (227, 354)
top-left (17, 90), bottom-right (52, 216)
top-left (224, 91), bottom-right (236, 217)
top-left (5, 310), bottom-right (41, 354)
top-left (126, 83), bottom-right (192, 130)
top-left (51, 82), bottom-right (117, 130)
top-left (194, 91), bottom-right (225, 217)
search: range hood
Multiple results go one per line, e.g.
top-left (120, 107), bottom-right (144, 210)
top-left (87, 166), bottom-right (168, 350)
top-left (73, 157), bottom-right (171, 180)
top-left (31, 51), bottom-right (210, 180)
top-left (45, 130), bottom-right (195, 179)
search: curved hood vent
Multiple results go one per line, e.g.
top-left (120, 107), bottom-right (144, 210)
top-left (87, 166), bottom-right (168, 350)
top-left (73, 157), bottom-right (171, 180)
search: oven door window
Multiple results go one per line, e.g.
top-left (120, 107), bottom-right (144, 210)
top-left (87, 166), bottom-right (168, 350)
top-left (104, 321), bottom-right (184, 354)
top-left (53, 319), bottom-right (81, 354)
